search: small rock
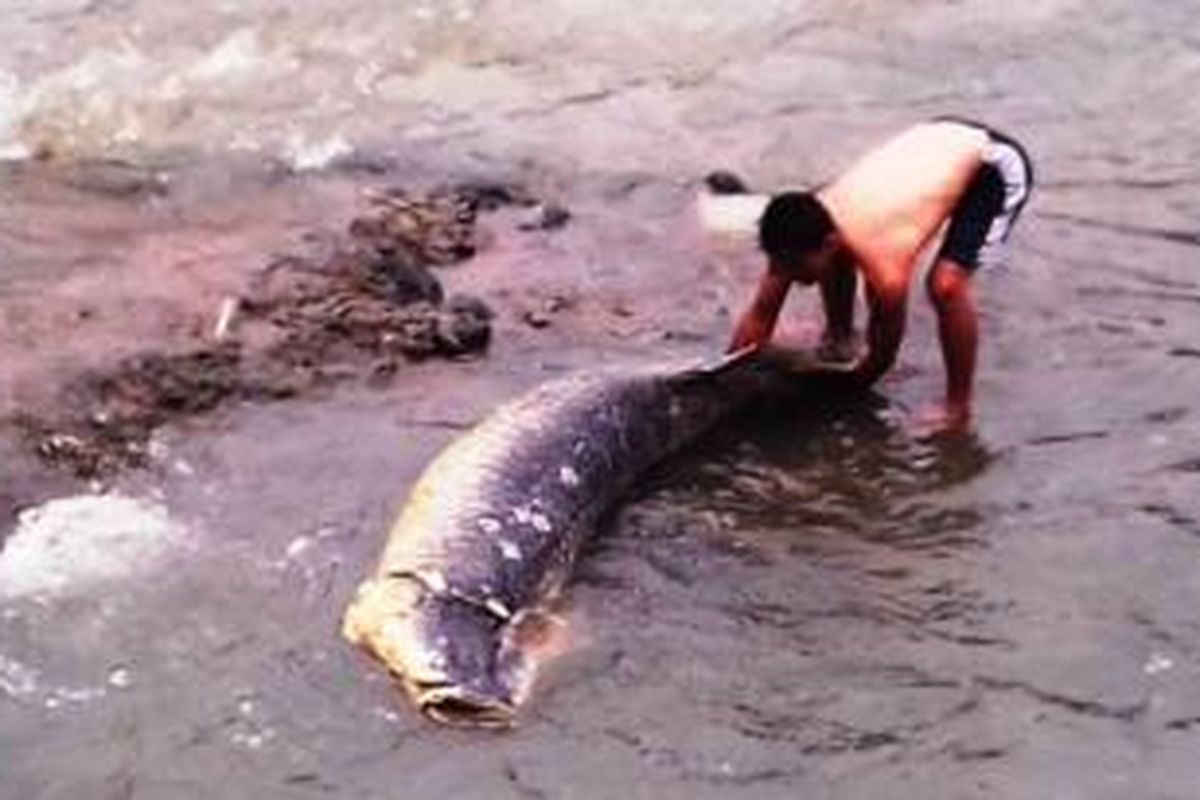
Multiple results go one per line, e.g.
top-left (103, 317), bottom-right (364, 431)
top-left (391, 304), bottom-right (441, 357)
top-left (367, 251), bottom-right (444, 305)
top-left (446, 293), bottom-right (495, 321)
top-left (450, 179), bottom-right (537, 211)
top-left (522, 310), bottom-right (551, 329)
top-left (661, 329), bottom-right (706, 342)
top-left (704, 170), bottom-right (750, 194)
top-left (436, 297), bottom-right (492, 356)
top-left (518, 202), bottom-right (571, 231)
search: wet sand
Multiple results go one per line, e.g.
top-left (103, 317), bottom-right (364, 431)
top-left (3, 1), bottom-right (1200, 797)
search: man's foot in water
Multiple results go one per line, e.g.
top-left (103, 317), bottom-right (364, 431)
top-left (910, 400), bottom-right (972, 438)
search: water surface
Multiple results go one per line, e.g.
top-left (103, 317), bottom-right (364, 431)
top-left (2, 1), bottom-right (1199, 797)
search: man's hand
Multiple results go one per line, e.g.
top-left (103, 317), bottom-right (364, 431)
top-left (789, 353), bottom-right (865, 395)
top-left (816, 330), bottom-right (859, 364)
top-left (727, 268), bottom-right (790, 353)
top-left (728, 314), bottom-right (772, 353)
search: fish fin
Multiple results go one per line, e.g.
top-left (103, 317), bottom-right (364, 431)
top-left (670, 345), bottom-right (762, 383)
top-left (753, 344), bottom-right (835, 375)
top-left (341, 579), bottom-right (381, 646)
top-left (670, 345), bottom-right (840, 390)
top-left (496, 608), bottom-right (571, 707)
top-left (508, 607), bottom-right (570, 655)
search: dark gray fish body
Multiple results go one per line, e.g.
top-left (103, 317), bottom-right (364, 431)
top-left (343, 349), bottom-right (806, 726)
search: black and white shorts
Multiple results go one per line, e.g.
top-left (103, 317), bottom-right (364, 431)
top-left (936, 118), bottom-right (1034, 271)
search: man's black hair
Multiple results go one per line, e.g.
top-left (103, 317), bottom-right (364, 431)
top-left (758, 191), bottom-right (834, 259)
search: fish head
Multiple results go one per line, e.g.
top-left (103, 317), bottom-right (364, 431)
top-left (342, 576), bottom-right (530, 728)
top-left (406, 590), bottom-right (532, 728)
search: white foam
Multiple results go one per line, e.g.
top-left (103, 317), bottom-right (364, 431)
top-left (0, 654), bottom-right (39, 698)
top-left (285, 535), bottom-right (312, 560)
top-left (107, 665), bottom-right (133, 689)
top-left (188, 28), bottom-right (267, 84)
top-left (0, 493), bottom-right (181, 599)
top-left (0, 69), bottom-right (31, 160)
top-left (1144, 652), bottom-right (1174, 676)
top-left (284, 131), bottom-right (354, 172)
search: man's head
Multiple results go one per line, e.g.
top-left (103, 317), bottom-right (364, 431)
top-left (758, 191), bottom-right (839, 284)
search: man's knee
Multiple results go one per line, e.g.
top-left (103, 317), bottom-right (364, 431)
top-left (926, 261), bottom-right (972, 309)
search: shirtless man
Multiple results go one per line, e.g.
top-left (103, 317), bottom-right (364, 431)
top-left (728, 118), bottom-right (1033, 429)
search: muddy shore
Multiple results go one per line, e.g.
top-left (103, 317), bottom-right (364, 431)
top-left (3, 1), bottom-right (1200, 798)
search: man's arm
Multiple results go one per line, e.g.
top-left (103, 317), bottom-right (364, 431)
top-left (728, 269), bottom-right (790, 352)
top-left (848, 277), bottom-right (907, 386)
top-left (817, 254), bottom-right (858, 361)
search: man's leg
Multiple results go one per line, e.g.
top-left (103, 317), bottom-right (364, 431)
top-left (926, 258), bottom-right (977, 425)
top-left (926, 156), bottom-right (1004, 429)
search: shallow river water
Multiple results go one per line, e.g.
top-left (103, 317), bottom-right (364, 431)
top-left (2, 1), bottom-right (1200, 798)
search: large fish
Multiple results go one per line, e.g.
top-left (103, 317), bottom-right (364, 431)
top-left (342, 347), bottom-right (817, 727)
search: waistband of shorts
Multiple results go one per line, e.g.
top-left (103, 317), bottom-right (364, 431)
top-left (932, 115), bottom-right (1034, 183)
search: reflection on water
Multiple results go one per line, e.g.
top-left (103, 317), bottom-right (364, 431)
top-left (579, 391), bottom-right (1006, 683)
top-left (642, 392), bottom-right (994, 555)
top-left (554, 391), bottom-right (1014, 788)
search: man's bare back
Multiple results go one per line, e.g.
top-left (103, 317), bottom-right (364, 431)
top-left (818, 121), bottom-right (988, 285)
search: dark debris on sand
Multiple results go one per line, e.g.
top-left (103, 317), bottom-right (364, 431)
top-left (15, 181), bottom-right (548, 478)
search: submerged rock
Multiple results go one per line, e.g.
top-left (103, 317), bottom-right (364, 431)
top-left (364, 251), bottom-right (444, 306)
top-left (517, 202), bottom-right (571, 232)
top-left (437, 294), bottom-right (494, 356)
top-left (448, 179), bottom-right (538, 211)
